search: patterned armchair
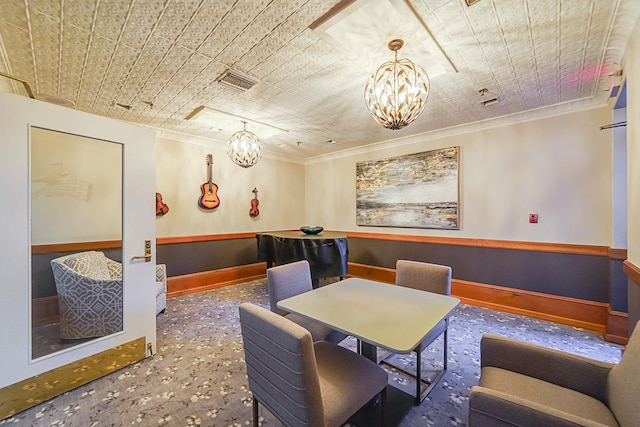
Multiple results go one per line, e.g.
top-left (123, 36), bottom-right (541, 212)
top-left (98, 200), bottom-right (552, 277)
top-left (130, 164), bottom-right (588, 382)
top-left (51, 251), bottom-right (123, 339)
top-left (51, 251), bottom-right (167, 339)
top-left (155, 263), bottom-right (167, 315)
top-left (99, 257), bottom-right (166, 315)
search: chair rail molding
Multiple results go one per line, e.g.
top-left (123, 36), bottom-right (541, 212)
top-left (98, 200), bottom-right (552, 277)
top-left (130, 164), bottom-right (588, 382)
top-left (623, 260), bottom-right (640, 285)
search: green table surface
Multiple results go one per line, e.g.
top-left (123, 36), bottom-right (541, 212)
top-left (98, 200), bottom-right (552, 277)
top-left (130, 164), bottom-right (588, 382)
top-left (278, 277), bottom-right (460, 353)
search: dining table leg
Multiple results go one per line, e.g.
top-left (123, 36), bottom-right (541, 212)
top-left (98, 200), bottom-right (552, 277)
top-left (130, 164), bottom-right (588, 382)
top-left (360, 341), bottom-right (377, 362)
top-left (355, 341), bottom-right (417, 427)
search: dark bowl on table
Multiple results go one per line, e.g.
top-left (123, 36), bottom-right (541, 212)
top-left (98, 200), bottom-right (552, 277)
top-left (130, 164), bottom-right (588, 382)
top-left (300, 226), bottom-right (323, 235)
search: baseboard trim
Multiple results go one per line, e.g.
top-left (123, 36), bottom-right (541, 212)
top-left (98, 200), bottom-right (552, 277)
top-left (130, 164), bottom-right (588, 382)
top-left (32, 295), bottom-right (59, 327)
top-left (347, 262), bottom-right (627, 344)
top-left (167, 263), bottom-right (266, 298)
top-left (605, 309), bottom-right (629, 345)
top-left (452, 279), bottom-right (607, 332)
top-left (347, 262), bottom-right (395, 283)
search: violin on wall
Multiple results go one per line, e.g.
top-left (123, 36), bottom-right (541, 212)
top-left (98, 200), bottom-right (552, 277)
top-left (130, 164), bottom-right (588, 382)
top-left (250, 187), bottom-right (259, 217)
top-left (156, 192), bottom-right (169, 216)
top-left (198, 154), bottom-right (220, 209)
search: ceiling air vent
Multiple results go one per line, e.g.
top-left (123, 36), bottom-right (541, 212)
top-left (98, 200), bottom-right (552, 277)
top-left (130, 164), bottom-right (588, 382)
top-left (218, 70), bottom-right (257, 92)
top-left (479, 88), bottom-right (499, 106)
top-left (481, 97), bottom-right (499, 107)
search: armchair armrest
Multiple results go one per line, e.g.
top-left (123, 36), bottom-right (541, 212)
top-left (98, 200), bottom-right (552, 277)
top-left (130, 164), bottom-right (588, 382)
top-left (480, 334), bottom-right (613, 402)
top-left (106, 257), bottom-right (123, 278)
top-left (469, 386), bottom-right (607, 427)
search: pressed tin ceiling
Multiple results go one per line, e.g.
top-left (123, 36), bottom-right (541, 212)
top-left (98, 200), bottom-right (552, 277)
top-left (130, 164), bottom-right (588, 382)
top-left (0, 0), bottom-right (638, 162)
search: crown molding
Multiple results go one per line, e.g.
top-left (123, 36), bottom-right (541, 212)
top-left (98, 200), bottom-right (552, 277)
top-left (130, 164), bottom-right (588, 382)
top-left (304, 97), bottom-right (609, 165)
top-left (153, 128), bottom-right (305, 165)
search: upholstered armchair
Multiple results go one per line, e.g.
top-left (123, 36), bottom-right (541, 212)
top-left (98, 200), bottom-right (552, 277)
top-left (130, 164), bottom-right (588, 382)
top-left (469, 323), bottom-right (640, 427)
top-left (155, 263), bottom-right (167, 315)
top-left (51, 251), bottom-right (167, 339)
top-left (51, 251), bottom-right (124, 339)
top-left (105, 257), bottom-right (166, 315)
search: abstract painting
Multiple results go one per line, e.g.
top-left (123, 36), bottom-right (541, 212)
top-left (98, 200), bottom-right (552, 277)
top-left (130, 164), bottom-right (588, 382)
top-left (356, 146), bottom-right (459, 229)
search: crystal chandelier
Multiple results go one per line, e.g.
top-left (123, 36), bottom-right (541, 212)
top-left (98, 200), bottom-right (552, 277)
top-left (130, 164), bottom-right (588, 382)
top-left (364, 39), bottom-right (430, 130)
top-left (226, 121), bottom-right (263, 168)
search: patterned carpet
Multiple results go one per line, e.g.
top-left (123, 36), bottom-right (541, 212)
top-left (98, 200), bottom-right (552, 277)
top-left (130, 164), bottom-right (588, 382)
top-left (3, 279), bottom-right (623, 427)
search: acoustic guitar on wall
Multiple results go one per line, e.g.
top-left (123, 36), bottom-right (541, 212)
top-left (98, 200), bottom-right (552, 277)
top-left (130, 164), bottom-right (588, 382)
top-left (198, 154), bottom-right (220, 209)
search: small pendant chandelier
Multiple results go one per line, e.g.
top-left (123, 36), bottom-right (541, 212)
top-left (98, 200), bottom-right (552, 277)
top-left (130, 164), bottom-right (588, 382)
top-left (226, 121), bottom-right (263, 168)
top-left (364, 39), bottom-right (430, 130)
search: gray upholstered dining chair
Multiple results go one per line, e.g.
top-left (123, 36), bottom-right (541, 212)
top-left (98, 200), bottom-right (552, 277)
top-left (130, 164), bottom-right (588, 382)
top-left (239, 302), bottom-right (388, 427)
top-left (380, 259), bottom-right (452, 404)
top-left (469, 323), bottom-right (640, 427)
top-left (267, 260), bottom-right (348, 344)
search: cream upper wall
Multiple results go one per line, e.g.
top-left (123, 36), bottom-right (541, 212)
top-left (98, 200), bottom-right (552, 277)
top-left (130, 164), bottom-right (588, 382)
top-left (626, 22), bottom-right (640, 265)
top-left (155, 137), bottom-right (305, 236)
top-left (305, 107), bottom-right (613, 246)
top-left (31, 128), bottom-right (122, 244)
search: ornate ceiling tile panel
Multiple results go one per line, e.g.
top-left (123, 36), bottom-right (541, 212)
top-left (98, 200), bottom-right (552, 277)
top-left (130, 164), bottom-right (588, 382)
top-left (0, 0), bottom-right (638, 159)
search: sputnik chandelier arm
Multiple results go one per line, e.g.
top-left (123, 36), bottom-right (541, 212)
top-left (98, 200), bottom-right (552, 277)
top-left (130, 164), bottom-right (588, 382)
top-left (364, 39), bottom-right (430, 130)
top-left (226, 120), bottom-right (264, 168)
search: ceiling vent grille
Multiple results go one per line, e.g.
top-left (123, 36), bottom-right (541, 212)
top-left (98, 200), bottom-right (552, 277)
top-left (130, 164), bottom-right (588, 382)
top-left (480, 97), bottom-right (499, 107)
top-left (218, 70), bottom-right (257, 92)
top-left (479, 88), bottom-right (499, 106)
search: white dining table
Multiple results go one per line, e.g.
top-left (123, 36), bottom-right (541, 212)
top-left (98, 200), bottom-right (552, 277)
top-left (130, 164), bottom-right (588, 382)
top-left (277, 276), bottom-right (460, 420)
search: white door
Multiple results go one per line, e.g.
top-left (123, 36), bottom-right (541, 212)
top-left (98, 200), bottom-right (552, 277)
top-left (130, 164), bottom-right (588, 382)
top-left (0, 92), bottom-right (156, 389)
